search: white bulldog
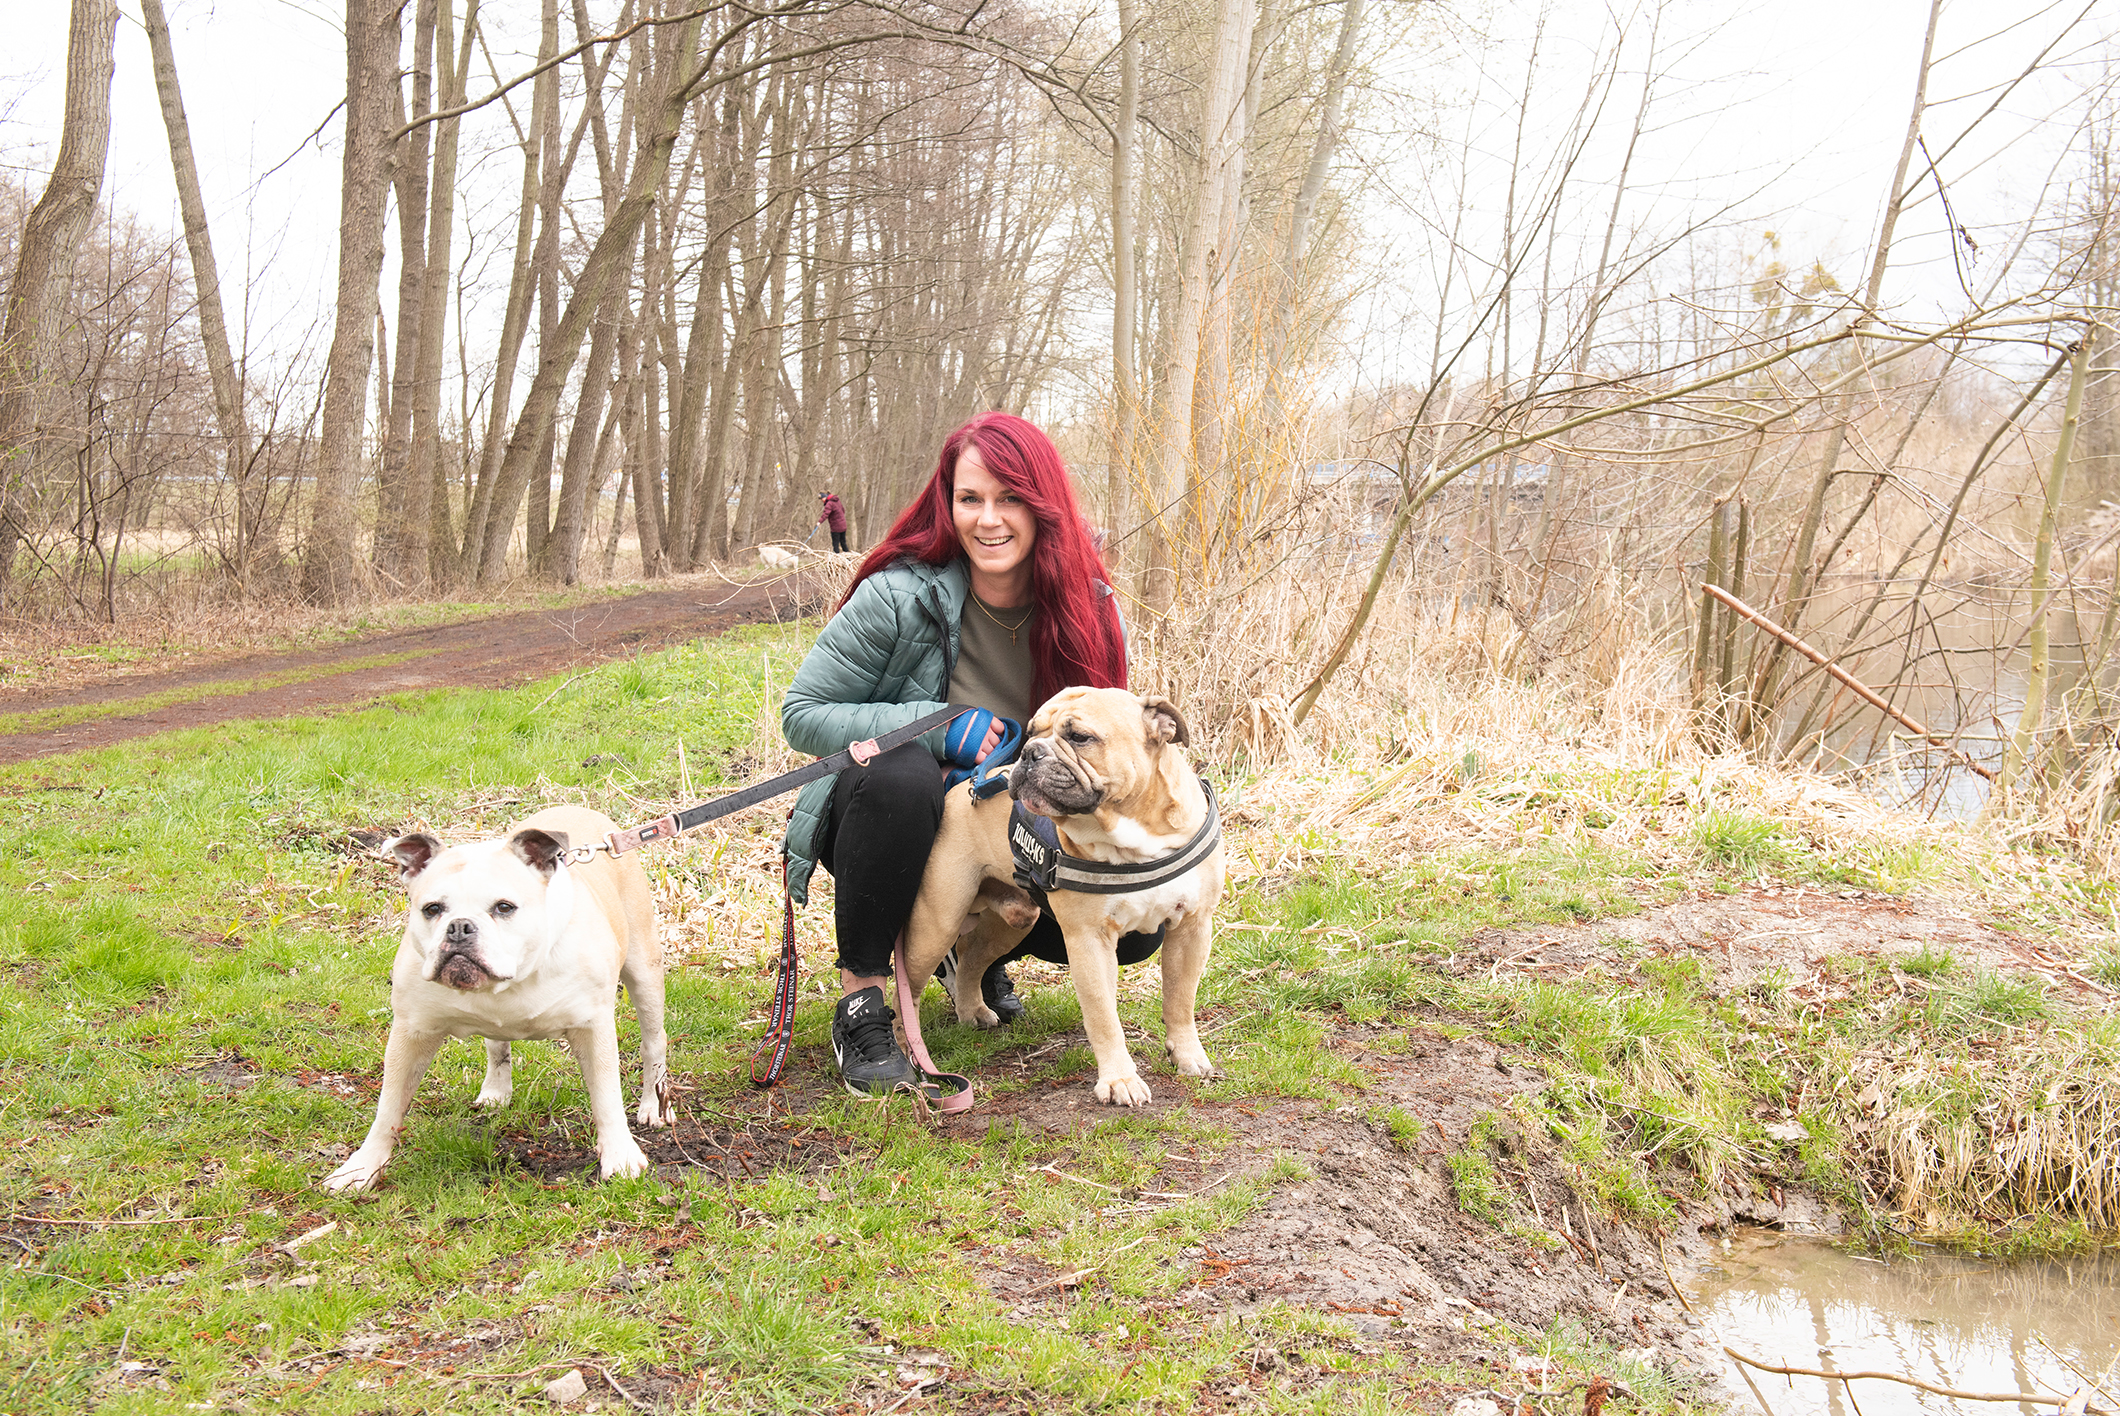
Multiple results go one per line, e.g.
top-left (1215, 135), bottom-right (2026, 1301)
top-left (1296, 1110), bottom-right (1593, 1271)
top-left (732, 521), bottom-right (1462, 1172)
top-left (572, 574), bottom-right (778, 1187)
top-left (324, 805), bottom-right (670, 1192)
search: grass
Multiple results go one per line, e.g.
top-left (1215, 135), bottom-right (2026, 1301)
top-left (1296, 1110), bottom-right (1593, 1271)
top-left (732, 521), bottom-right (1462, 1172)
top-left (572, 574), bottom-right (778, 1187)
top-left (0, 625), bottom-right (1584, 1414)
top-left (4, 616), bottom-right (2118, 1410)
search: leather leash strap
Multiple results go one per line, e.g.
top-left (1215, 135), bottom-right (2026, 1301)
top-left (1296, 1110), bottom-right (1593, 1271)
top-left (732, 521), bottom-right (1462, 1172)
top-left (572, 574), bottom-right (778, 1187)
top-left (740, 704), bottom-right (968, 1092)
top-left (748, 857), bottom-right (803, 1088)
top-left (892, 932), bottom-right (975, 1113)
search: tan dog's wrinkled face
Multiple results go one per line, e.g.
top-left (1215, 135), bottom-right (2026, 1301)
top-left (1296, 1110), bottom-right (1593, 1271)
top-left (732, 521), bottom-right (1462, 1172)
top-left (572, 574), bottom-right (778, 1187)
top-left (389, 829), bottom-right (573, 992)
top-left (1008, 687), bottom-right (1190, 823)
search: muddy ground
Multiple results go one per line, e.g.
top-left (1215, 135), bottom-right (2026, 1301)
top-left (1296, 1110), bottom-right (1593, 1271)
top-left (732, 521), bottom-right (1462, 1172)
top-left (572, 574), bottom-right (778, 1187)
top-left (296, 882), bottom-right (2063, 1404)
top-left (0, 571), bottom-right (828, 764)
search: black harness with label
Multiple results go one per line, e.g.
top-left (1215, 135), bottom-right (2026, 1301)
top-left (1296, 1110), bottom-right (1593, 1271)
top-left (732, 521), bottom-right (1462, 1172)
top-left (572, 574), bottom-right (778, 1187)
top-left (1007, 779), bottom-right (1220, 929)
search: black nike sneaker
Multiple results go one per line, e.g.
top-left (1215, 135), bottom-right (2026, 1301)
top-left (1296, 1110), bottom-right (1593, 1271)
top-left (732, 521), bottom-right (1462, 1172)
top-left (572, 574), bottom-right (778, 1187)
top-left (831, 986), bottom-right (913, 1096)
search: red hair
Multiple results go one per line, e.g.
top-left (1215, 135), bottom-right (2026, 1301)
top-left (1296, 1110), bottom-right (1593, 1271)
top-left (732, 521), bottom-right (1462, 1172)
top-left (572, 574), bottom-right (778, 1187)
top-left (845, 412), bottom-right (1127, 706)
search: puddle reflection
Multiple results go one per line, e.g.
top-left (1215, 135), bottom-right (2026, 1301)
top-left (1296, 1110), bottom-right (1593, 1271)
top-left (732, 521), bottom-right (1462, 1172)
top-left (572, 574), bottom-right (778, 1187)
top-left (1696, 1229), bottom-right (2120, 1416)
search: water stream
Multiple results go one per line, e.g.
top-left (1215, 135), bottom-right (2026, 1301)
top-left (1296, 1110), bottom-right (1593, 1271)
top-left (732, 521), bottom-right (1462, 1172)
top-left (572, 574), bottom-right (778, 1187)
top-left (1695, 1229), bottom-right (2120, 1416)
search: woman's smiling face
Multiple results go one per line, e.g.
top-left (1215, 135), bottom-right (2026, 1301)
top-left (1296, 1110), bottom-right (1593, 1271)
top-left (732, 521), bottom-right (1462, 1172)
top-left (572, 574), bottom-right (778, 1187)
top-left (953, 443), bottom-right (1037, 599)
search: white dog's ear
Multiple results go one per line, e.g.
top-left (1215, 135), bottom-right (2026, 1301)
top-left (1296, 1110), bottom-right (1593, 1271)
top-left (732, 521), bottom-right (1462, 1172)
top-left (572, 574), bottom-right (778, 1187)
top-left (509, 828), bottom-right (571, 877)
top-left (1140, 694), bottom-right (1190, 747)
top-left (389, 833), bottom-right (443, 879)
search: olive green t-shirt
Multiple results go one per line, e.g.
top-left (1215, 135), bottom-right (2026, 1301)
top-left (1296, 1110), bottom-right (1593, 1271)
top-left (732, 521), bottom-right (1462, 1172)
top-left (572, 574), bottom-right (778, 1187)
top-left (949, 595), bottom-right (1037, 721)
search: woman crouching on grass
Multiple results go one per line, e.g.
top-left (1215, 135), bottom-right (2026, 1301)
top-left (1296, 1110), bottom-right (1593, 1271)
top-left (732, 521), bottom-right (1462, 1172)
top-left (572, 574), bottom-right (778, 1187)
top-left (780, 412), bottom-right (1146, 1095)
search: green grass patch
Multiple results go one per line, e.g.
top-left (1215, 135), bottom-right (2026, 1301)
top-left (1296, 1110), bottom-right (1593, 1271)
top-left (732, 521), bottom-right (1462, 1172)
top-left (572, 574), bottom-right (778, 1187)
top-left (3, 609), bottom-right (2112, 1410)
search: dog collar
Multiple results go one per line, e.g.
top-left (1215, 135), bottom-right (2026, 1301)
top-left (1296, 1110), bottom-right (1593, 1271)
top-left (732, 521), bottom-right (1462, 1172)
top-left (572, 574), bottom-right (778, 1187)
top-left (1009, 779), bottom-right (1219, 897)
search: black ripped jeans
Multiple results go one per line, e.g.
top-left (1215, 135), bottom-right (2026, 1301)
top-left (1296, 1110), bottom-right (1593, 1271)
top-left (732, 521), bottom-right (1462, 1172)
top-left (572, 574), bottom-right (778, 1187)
top-left (818, 742), bottom-right (1163, 976)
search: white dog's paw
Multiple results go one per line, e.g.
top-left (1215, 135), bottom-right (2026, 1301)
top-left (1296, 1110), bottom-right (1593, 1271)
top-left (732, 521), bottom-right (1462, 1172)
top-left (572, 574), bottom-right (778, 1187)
top-left (599, 1137), bottom-right (653, 1181)
top-left (1095, 1073), bottom-right (1154, 1107)
top-left (636, 1076), bottom-right (674, 1129)
top-left (322, 1148), bottom-right (390, 1193)
top-left (473, 1080), bottom-right (512, 1109)
top-left (1170, 1046), bottom-right (1216, 1078)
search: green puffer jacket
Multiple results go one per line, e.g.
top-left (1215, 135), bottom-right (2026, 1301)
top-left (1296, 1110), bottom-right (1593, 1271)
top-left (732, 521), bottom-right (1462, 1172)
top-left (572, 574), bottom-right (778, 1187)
top-left (779, 558), bottom-right (970, 903)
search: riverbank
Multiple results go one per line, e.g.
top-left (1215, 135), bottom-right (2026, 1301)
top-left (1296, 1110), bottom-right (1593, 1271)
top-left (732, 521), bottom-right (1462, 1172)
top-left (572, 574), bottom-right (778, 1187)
top-left (1, 617), bottom-right (2115, 1411)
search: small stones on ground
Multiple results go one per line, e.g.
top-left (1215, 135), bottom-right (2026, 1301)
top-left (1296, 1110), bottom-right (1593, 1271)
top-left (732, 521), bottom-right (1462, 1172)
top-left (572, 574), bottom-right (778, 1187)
top-left (542, 1369), bottom-right (589, 1404)
top-left (1449, 1397), bottom-right (1503, 1416)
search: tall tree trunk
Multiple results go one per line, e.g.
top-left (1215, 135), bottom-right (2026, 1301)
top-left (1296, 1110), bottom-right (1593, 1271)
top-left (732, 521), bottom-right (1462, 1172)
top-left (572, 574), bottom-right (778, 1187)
top-left (417, 0), bottom-right (476, 588)
top-left (1107, 0), bottom-right (1141, 542)
top-left (1263, 0), bottom-right (1363, 407)
top-left (142, 0), bottom-right (262, 592)
top-left (543, 268), bottom-right (628, 581)
top-left (1142, 0), bottom-right (1254, 613)
top-left (524, 0), bottom-right (563, 573)
top-left (1998, 339), bottom-right (2092, 801)
top-left (373, 0), bottom-right (435, 591)
top-left (474, 11), bottom-right (706, 586)
top-left (1191, 8), bottom-right (1261, 554)
top-left (457, 49), bottom-right (551, 577)
top-left (0, 0), bottom-right (118, 601)
top-left (302, 0), bottom-right (401, 605)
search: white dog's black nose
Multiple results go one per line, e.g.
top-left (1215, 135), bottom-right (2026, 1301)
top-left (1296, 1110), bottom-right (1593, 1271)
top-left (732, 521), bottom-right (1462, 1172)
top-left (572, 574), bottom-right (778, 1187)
top-left (444, 917), bottom-right (477, 945)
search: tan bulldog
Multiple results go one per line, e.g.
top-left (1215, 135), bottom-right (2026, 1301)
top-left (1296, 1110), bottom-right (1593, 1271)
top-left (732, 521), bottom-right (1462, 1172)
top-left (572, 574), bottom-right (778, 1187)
top-left (902, 687), bottom-right (1222, 1106)
top-left (324, 805), bottom-right (670, 1192)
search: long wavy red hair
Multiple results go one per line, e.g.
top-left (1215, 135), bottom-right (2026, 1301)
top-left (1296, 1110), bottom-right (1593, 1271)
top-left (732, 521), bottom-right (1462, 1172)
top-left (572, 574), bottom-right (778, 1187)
top-left (844, 412), bottom-right (1127, 706)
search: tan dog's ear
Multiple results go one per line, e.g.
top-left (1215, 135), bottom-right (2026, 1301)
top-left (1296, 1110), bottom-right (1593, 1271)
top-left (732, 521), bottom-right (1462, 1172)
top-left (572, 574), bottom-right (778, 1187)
top-left (509, 828), bottom-right (571, 877)
top-left (389, 833), bottom-right (443, 879)
top-left (1140, 694), bottom-right (1190, 747)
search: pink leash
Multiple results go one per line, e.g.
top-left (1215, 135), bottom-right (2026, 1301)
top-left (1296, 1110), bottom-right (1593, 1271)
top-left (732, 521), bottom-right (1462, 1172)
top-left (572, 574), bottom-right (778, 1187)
top-left (894, 933), bottom-right (976, 1114)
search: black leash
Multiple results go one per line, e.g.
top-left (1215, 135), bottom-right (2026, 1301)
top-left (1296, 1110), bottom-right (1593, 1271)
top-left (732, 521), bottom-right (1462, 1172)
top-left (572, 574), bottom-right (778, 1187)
top-left (559, 704), bottom-right (967, 1090)
top-left (595, 705), bottom-right (968, 857)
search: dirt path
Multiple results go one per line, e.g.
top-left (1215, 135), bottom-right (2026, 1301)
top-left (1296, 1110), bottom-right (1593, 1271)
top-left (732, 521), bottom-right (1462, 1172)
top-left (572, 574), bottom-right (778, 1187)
top-left (0, 575), bottom-right (816, 764)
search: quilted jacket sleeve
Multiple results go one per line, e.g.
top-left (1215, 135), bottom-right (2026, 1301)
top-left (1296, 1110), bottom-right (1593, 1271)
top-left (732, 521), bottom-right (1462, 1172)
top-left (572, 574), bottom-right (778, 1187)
top-left (780, 572), bottom-right (952, 758)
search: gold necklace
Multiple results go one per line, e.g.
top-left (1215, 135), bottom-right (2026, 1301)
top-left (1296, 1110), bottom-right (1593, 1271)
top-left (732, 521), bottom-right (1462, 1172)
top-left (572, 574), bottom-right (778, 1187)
top-left (971, 594), bottom-right (1034, 645)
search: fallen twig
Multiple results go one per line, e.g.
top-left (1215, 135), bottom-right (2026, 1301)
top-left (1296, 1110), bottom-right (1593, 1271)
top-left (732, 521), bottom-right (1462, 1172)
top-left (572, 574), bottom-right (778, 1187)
top-left (1654, 1230), bottom-right (1696, 1316)
top-left (592, 1363), bottom-right (654, 1413)
top-left (1725, 1347), bottom-right (2108, 1409)
top-left (875, 1378), bottom-right (938, 1415)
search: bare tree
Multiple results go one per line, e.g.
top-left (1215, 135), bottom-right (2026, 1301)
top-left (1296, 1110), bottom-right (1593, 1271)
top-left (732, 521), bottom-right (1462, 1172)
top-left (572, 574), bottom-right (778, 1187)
top-left (141, 0), bottom-right (263, 592)
top-left (302, 0), bottom-right (404, 605)
top-left (1143, 0), bottom-right (1256, 614)
top-left (0, 0), bottom-right (119, 602)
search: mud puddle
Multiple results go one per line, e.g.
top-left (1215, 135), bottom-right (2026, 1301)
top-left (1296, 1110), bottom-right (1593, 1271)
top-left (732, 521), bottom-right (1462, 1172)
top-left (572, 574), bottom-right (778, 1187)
top-left (1696, 1228), bottom-right (2120, 1416)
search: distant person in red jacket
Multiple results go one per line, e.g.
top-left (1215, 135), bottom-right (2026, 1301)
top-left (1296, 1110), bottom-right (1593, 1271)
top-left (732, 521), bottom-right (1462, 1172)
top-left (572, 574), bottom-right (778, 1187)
top-left (816, 490), bottom-right (849, 553)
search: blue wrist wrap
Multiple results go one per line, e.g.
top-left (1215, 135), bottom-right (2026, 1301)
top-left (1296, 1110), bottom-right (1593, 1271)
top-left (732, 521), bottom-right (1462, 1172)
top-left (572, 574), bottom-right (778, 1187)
top-left (942, 708), bottom-right (994, 768)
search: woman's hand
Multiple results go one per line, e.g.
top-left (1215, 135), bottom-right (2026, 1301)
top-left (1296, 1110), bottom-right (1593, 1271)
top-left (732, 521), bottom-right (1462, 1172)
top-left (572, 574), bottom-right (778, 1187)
top-left (974, 719), bottom-right (1003, 763)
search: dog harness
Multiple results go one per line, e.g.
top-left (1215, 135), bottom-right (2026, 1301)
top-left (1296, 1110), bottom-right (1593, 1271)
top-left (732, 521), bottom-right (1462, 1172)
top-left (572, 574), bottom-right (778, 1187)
top-left (1009, 780), bottom-right (1220, 900)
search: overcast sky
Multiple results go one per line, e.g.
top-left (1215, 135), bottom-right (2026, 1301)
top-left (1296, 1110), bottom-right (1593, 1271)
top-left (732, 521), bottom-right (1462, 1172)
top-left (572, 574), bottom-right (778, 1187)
top-left (4, 0), bottom-right (2112, 395)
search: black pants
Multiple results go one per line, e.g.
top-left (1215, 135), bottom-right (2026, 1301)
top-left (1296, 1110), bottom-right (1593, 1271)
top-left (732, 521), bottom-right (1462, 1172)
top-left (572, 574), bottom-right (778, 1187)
top-left (818, 741), bottom-right (1162, 976)
top-left (829, 530), bottom-right (848, 553)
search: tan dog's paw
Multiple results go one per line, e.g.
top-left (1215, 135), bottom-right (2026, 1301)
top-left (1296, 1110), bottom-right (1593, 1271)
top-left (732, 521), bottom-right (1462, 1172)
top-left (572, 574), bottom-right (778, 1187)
top-left (322, 1148), bottom-right (390, 1193)
top-left (958, 1000), bottom-right (1001, 1029)
top-left (599, 1137), bottom-right (653, 1180)
top-left (1170, 1046), bottom-right (1216, 1079)
top-left (1095, 1073), bottom-right (1154, 1107)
